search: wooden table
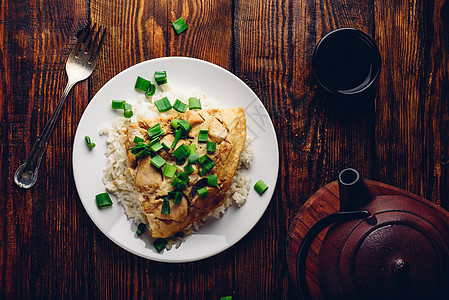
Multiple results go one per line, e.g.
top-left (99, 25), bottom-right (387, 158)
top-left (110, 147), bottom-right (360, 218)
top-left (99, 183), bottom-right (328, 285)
top-left (1, 0), bottom-right (448, 298)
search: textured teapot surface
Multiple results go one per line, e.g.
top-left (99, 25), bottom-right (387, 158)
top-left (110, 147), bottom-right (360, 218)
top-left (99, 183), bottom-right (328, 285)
top-left (318, 169), bottom-right (449, 300)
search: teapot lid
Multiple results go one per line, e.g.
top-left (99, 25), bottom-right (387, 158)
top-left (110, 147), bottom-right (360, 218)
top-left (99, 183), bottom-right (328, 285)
top-left (338, 202), bottom-right (449, 299)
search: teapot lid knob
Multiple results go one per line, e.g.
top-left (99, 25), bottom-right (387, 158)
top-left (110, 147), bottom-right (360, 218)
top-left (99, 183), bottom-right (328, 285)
top-left (391, 258), bottom-right (409, 274)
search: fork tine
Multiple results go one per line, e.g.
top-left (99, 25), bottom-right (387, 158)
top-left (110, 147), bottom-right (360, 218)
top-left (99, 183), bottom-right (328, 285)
top-left (89, 26), bottom-right (106, 66)
top-left (80, 22), bottom-right (97, 53)
top-left (86, 24), bottom-right (102, 58)
top-left (69, 24), bottom-right (90, 58)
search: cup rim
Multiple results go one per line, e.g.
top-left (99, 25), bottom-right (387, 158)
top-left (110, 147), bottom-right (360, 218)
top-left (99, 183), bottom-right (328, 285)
top-left (312, 27), bottom-right (382, 96)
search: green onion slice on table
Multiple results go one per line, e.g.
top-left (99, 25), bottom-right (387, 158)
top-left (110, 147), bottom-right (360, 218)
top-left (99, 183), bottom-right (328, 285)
top-left (173, 17), bottom-right (188, 35)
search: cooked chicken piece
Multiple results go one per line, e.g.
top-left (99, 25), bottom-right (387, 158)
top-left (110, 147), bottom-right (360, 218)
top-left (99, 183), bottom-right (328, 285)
top-left (160, 134), bottom-right (175, 148)
top-left (208, 117), bottom-right (228, 143)
top-left (185, 110), bottom-right (205, 127)
top-left (154, 196), bottom-right (188, 222)
top-left (127, 107), bottom-right (246, 238)
top-left (135, 156), bottom-right (162, 191)
top-left (126, 123), bottom-right (147, 168)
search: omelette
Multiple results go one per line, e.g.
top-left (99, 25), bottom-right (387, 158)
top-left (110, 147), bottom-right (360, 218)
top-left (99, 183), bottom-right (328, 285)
top-left (125, 108), bottom-right (247, 238)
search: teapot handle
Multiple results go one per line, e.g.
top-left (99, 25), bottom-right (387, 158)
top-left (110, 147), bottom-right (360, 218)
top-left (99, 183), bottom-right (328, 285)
top-left (296, 210), bottom-right (370, 300)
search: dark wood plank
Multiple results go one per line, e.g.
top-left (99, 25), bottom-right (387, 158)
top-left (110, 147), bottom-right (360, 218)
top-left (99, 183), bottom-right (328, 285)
top-left (372, 0), bottom-right (449, 211)
top-left (89, 0), bottom-right (234, 299)
top-left (0, 0), bottom-right (89, 298)
top-left (374, 0), bottom-right (427, 197)
top-left (233, 0), bottom-right (375, 298)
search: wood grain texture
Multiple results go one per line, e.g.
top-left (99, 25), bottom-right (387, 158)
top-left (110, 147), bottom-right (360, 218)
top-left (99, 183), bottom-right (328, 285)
top-left (1, 0), bottom-right (449, 298)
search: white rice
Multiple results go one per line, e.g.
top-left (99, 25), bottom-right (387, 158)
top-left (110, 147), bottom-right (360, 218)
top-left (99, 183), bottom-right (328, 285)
top-left (100, 84), bottom-right (253, 249)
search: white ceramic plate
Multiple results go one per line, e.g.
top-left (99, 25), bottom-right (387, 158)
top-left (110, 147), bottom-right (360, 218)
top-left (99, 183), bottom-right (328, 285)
top-left (72, 57), bottom-right (279, 263)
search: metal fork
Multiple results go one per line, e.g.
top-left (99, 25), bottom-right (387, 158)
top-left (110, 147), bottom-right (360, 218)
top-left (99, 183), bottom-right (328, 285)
top-left (14, 23), bottom-right (106, 189)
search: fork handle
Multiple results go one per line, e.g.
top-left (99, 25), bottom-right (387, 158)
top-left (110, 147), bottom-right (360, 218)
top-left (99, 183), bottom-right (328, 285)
top-left (14, 80), bottom-right (75, 189)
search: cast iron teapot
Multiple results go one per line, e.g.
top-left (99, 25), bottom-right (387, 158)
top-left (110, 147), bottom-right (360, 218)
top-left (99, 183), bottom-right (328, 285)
top-left (297, 168), bottom-right (449, 300)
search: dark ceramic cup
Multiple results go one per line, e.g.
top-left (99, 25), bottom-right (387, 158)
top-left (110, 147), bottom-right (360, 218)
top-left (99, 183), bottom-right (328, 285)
top-left (312, 28), bottom-right (381, 95)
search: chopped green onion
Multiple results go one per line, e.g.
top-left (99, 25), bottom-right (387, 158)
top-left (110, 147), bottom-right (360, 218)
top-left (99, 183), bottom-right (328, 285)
top-left (154, 71), bottom-right (167, 85)
top-left (136, 223), bottom-right (146, 236)
top-left (148, 123), bottom-right (163, 139)
top-left (207, 141), bottom-right (216, 153)
top-left (162, 142), bottom-right (170, 150)
top-left (161, 197), bottom-right (170, 214)
top-left (123, 103), bottom-right (133, 118)
top-left (254, 179), bottom-right (269, 195)
top-left (188, 154), bottom-right (199, 164)
top-left (175, 171), bottom-right (189, 182)
top-left (123, 103), bottom-right (132, 111)
top-left (170, 119), bottom-right (181, 129)
top-left (95, 193), bottom-right (113, 208)
top-left (168, 190), bottom-right (177, 198)
top-left (173, 190), bottom-right (183, 204)
top-left (130, 143), bottom-right (151, 158)
top-left (150, 139), bottom-right (163, 152)
top-left (163, 164), bottom-right (177, 178)
top-left (85, 136), bottom-right (96, 149)
top-left (208, 174), bottom-right (218, 187)
top-left (188, 97), bottom-right (202, 109)
top-left (154, 96), bottom-right (172, 112)
top-left (198, 154), bottom-right (216, 175)
top-left (220, 297), bottom-right (232, 300)
top-left (188, 144), bottom-right (197, 155)
top-left (184, 163), bottom-right (194, 175)
top-left (173, 99), bottom-right (188, 113)
top-left (178, 119), bottom-right (192, 132)
top-left (124, 109), bottom-right (133, 118)
top-left (133, 136), bottom-right (143, 143)
top-left (151, 155), bottom-right (166, 169)
top-left (153, 238), bottom-right (167, 252)
top-left (171, 129), bottom-right (182, 149)
top-left (197, 186), bottom-right (209, 198)
top-left (174, 231), bottom-right (184, 238)
top-left (172, 171), bottom-right (189, 190)
top-left (173, 144), bottom-right (189, 161)
top-left (135, 76), bottom-right (151, 92)
top-left (172, 178), bottom-right (188, 190)
top-left (198, 129), bottom-right (209, 142)
top-left (173, 17), bottom-right (188, 35)
top-left (112, 100), bottom-right (126, 109)
top-left (145, 82), bottom-right (156, 97)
